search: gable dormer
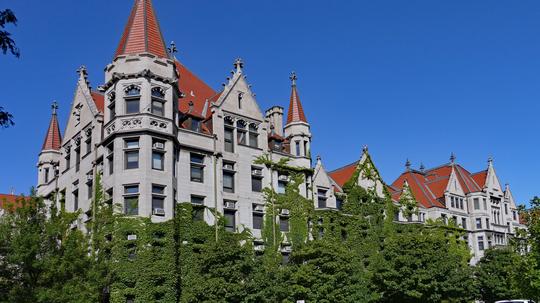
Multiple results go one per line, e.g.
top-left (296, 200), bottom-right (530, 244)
top-left (484, 157), bottom-right (503, 196)
top-left (445, 165), bottom-right (465, 196)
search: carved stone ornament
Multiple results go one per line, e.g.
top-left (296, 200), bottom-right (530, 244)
top-left (120, 118), bottom-right (142, 130)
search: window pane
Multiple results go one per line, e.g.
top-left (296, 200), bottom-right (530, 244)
top-left (190, 119), bottom-right (201, 132)
top-left (152, 185), bottom-right (165, 194)
top-left (125, 197), bottom-right (138, 215)
top-left (125, 185), bottom-right (139, 194)
top-left (253, 213), bottom-right (263, 229)
top-left (296, 141), bottom-right (301, 156)
top-left (126, 99), bottom-right (140, 114)
top-left (223, 173), bottom-right (234, 193)
top-left (152, 101), bottom-right (164, 116)
top-left (190, 154), bottom-right (204, 164)
top-left (152, 197), bottom-right (164, 210)
top-left (126, 86), bottom-right (140, 96)
top-left (152, 152), bottom-right (164, 170)
top-left (191, 196), bottom-right (204, 204)
top-left (237, 130), bottom-right (246, 145)
top-left (193, 208), bottom-right (204, 221)
top-left (125, 139), bottom-right (139, 149)
top-left (280, 217), bottom-right (289, 232)
top-left (277, 181), bottom-right (286, 194)
top-left (224, 128), bottom-right (234, 152)
top-left (252, 177), bottom-right (262, 192)
top-left (249, 133), bottom-right (258, 147)
top-left (191, 166), bottom-right (203, 182)
top-left (224, 211), bottom-right (235, 231)
top-left (126, 151), bottom-right (139, 169)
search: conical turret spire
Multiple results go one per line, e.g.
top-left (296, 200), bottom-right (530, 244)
top-left (286, 71), bottom-right (308, 124)
top-left (42, 102), bottom-right (62, 151)
top-left (115, 0), bottom-right (169, 59)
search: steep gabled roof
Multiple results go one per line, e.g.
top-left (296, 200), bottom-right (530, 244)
top-left (471, 170), bottom-right (488, 189)
top-left (328, 161), bottom-right (359, 188)
top-left (41, 105), bottom-right (62, 151)
top-left (115, 0), bottom-right (169, 59)
top-left (176, 61), bottom-right (218, 119)
top-left (91, 91), bottom-right (104, 113)
top-left (286, 73), bottom-right (307, 124)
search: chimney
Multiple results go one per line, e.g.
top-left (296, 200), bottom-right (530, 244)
top-left (265, 106), bottom-right (284, 137)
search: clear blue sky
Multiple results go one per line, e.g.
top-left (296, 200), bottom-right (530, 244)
top-left (0, 0), bottom-right (539, 205)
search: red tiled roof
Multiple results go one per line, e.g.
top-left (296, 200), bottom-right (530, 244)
top-left (115, 0), bottom-right (169, 59)
top-left (41, 112), bottom-right (62, 151)
top-left (286, 84), bottom-right (307, 124)
top-left (176, 61), bottom-right (218, 119)
top-left (328, 161), bottom-right (359, 188)
top-left (91, 91), bottom-right (104, 113)
top-left (0, 194), bottom-right (26, 210)
top-left (471, 170), bottom-right (487, 189)
top-left (391, 163), bottom-right (486, 209)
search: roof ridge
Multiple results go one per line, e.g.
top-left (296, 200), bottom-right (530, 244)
top-left (329, 160), bottom-right (360, 173)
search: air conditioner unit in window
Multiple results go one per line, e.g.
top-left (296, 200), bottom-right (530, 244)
top-left (224, 201), bottom-right (236, 209)
top-left (280, 209), bottom-right (290, 216)
top-left (253, 205), bottom-right (264, 212)
top-left (254, 244), bottom-right (265, 252)
top-left (223, 163), bottom-right (234, 171)
top-left (153, 142), bottom-right (165, 150)
top-left (278, 175), bottom-right (288, 182)
top-left (252, 169), bottom-right (263, 176)
top-left (127, 234), bottom-right (137, 241)
top-left (86, 175), bottom-right (93, 182)
top-left (281, 246), bottom-right (292, 253)
top-left (153, 208), bottom-right (165, 216)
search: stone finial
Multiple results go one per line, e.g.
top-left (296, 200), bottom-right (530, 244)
top-left (233, 58), bottom-right (244, 71)
top-left (51, 101), bottom-right (59, 115)
top-left (168, 41), bottom-right (178, 56)
top-left (450, 152), bottom-right (456, 164)
top-left (488, 156), bottom-right (493, 166)
top-left (362, 145), bottom-right (369, 153)
top-left (290, 71), bottom-right (297, 86)
top-left (77, 65), bottom-right (87, 78)
top-left (405, 159), bottom-right (411, 171)
top-left (316, 155), bottom-right (322, 162)
top-left (419, 163), bottom-right (425, 172)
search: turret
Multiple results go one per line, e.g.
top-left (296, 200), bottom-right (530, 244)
top-left (284, 72), bottom-right (311, 160)
top-left (37, 102), bottom-right (62, 193)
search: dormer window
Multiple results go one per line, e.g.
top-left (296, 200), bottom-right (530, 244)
top-left (124, 85), bottom-right (141, 114)
top-left (189, 118), bottom-right (201, 132)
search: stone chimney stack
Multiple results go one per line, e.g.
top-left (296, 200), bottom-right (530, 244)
top-left (265, 106), bottom-right (284, 136)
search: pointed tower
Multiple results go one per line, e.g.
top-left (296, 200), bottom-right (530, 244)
top-left (284, 72), bottom-right (311, 160)
top-left (37, 102), bottom-right (62, 192)
top-left (101, 0), bottom-right (179, 221)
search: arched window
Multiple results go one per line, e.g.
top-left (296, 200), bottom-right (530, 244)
top-left (124, 85), bottom-right (141, 114)
top-left (236, 120), bottom-right (247, 145)
top-left (151, 87), bottom-right (165, 99)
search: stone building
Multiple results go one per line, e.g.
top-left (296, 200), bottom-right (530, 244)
top-left (35, 0), bottom-right (524, 263)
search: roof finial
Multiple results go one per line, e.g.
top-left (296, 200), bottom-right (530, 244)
top-left (405, 159), bottom-right (411, 171)
top-left (419, 162), bottom-right (425, 172)
top-left (362, 145), bottom-right (369, 153)
top-left (168, 41), bottom-right (178, 57)
top-left (488, 156), bottom-right (493, 166)
top-left (290, 71), bottom-right (297, 87)
top-left (234, 58), bottom-right (244, 71)
top-left (77, 65), bottom-right (87, 77)
top-left (51, 101), bottom-right (59, 116)
top-left (450, 152), bottom-right (456, 164)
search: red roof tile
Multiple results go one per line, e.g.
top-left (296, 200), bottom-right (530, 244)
top-left (328, 161), bottom-right (359, 188)
top-left (176, 61), bottom-right (218, 118)
top-left (0, 194), bottom-right (26, 210)
top-left (115, 0), bottom-right (169, 59)
top-left (286, 84), bottom-right (307, 124)
top-left (471, 170), bottom-right (487, 189)
top-left (91, 91), bottom-right (104, 113)
top-left (42, 112), bottom-right (62, 151)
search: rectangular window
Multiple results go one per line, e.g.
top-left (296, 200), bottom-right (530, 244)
top-left (151, 100), bottom-right (164, 116)
top-left (280, 216), bottom-right (289, 232)
top-left (152, 152), bottom-right (164, 170)
top-left (75, 148), bottom-right (81, 172)
top-left (478, 236), bottom-right (485, 251)
top-left (107, 143), bottom-right (114, 175)
top-left (73, 189), bottom-right (79, 211)
top-left (277, 180), bottom-right (287, 194)
top-left (459, 199), bottom-right (464, 210)
top-left (336, 198), bottom-right (343, 210)
top-left (476, 218), bottom-right (482, 229)
top-left (474, 198), bottom-right (480, 210)
top-left (126, 99), bottom-right (140, 114)
top-left (191, 195), bottom-right (205, 205)
top-left (223, 162), bottom-right (235, 193)
top-left (152, 185), bottom-right (165, 216)
top-left (124, 138), bottom-right (139, 170)
top-left (86, 137), bottom-right (92, 155)
top-left (189, 118), bottom-right (201, 132)
top-left (124, 185), bottom-right (139, 216)
top-left (483, 198), bottom-right (487, 210)
top-left (513, 211), bottom-right (517, 221)
top-left (190, 154), bottom-right (204, 183)
top-left (193, 207), bottom-right (204, 221)
top-left (462, 218), bottom-right (467, 229)
top-left (224, 127), bottom-right (234, 152)
top-left (504, 204), bottom-right (508, 215)
top-left (87, 178), bottom-right (93, 199)
top-left (251, 167), bottom-right (263, 192)
top-left (295, 141), bottom-right (301, 156)
top-left (237, 126), bottom-right (247, 145)
top-left (44, 168), bottom-right (50, 183)
top-left (224, 210), bottom-right (235, 232)
top-left (450, 197), bottom-right (455, 208)
top-left (317, 189), bottom-right (327, 208)
top-left (486, 218), bottom-right (490, 229)
top-left (65, 150), bottom-right (71, 170)
top-left (249, 124), bottom-right (258, 148)
top-left (253, 212), bottom-right (264, 230)
top-left (108, 102), bottom-right (116, 120)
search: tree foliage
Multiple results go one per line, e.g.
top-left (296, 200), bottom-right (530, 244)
top-left (0, 9), bottom-right (19, 58)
